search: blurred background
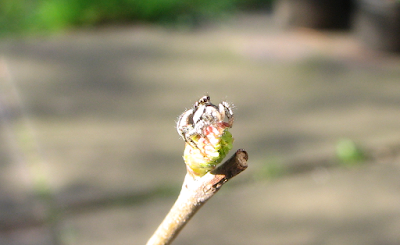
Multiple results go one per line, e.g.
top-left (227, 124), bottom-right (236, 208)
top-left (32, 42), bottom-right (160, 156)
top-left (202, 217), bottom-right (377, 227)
top-left (1, 0), bottom-right (400, 244)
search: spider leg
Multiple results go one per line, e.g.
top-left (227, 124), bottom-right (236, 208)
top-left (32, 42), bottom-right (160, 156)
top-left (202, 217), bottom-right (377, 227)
top-left (192, 103), bottom-right (207, 125)
top-left (220, 101), bottom-right (234, 127)
top-left (177, 109), bottom-right (194, 136)
top-left (185, 133), bottom-right (199, 149)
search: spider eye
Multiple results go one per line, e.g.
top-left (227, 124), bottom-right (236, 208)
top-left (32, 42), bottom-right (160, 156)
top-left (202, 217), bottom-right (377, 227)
top-left (199, 95), bottom-right (210, 104)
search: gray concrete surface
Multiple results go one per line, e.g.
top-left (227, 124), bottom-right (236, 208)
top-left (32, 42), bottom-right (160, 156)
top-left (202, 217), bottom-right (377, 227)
top-left (1, 13), bottom-right (400, 245)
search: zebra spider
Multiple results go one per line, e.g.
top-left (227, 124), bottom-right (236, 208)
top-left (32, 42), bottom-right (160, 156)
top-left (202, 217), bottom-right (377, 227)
top-left (177, 95), bottom-right (234, 149)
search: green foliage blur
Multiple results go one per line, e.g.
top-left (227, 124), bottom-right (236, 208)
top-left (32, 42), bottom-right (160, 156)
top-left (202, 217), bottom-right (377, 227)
top-left (335, 138), bottom-right (366, 166)
top-left (0, 0), bottom-right (273, 37)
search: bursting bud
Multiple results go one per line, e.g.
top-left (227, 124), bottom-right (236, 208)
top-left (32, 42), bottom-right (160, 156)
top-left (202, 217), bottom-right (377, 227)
top-left (177, 96), bottom-right (234, 178)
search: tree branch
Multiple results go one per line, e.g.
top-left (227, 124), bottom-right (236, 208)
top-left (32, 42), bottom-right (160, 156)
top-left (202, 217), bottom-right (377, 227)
top-left (146, 149), bottom-right (248, 245)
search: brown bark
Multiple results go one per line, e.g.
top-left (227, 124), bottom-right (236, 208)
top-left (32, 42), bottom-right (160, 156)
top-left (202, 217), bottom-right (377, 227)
top-left (146, 149), bottom-right (248, 245)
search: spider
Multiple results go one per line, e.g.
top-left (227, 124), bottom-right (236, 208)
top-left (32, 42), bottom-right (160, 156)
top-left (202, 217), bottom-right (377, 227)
top-left (177, 95), bottom-right (234, 149)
